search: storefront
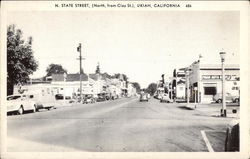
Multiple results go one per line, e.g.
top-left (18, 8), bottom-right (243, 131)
top-left (187, 62), bottom-right (240, 103)
top-left (172, 69), bottom-right (186, 100)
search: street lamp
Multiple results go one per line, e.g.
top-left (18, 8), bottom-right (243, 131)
top-left (220, 51), bottom-right (226, 117)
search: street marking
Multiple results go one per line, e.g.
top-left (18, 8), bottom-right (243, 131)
top-left (201, 130), bottom-right (214, 152)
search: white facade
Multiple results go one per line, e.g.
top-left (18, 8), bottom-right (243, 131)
top-left (127, 83), bottom-right (136, 97)
top-left (173, 69), bottom-right (186, 99)
top-left (187, 62), bottom-right (240, 103)
top-left (176, 83), bottom-right (185, 99)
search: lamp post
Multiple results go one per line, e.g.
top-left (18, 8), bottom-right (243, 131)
top-left (220, 51), bottom-right (226, 117)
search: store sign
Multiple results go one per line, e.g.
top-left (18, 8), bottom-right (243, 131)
top-left (202, 75), bottom-right (239, 81)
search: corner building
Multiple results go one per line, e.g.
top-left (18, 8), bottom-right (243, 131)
top-left (187, 62), bottom-right (240, 103)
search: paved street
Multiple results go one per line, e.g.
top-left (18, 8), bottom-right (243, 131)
top-left (7, 97), bottom-right (234, 152)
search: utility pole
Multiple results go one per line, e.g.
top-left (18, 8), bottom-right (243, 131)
top-left (185, 67), bottom-right (190, 107)
top-left (77, 43), bottom-right (84, 103)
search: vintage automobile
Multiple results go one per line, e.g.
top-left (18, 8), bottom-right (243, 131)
top-left (111, 94), bottom-right (119, 100)
top-left (96, 93), bottom-right (106, 102)
top-left (160, 93), bottom-right (171, 103)
top-left (28, 93), bottom-right (55, 111)
top-left (55, 94), bottom-right (75, 107)
top-left (83, 94), bottom-right (96, 104)
top-left (7, 94), bottom-right (37, 115)
top-left (213, 93), bottom-right (239, 103)
top-left (140, 93), bottom-right (149, 102)
top-left (225, 119), bottom-right (239, 151)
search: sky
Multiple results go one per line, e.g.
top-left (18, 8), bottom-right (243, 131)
top-left (7, 11), bottom-right (239, 88)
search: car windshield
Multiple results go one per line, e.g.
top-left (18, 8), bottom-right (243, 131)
top-left (7, 95), bottom-right (21, 101)
top-left (55, 94), bottom-right (64, 100)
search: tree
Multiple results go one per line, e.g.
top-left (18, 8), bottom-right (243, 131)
top-left (113, 73), bottom-right (128, 81)
top-left (146, 83), bottom-right (157, 96)
top-left (102, 72), bottom-right (112, 79)
top-left (7, 24), bottom-right (38, 95)
top-left (131, 82), bottom-right (141, 93)
top-left (45, 64), bottom-right (67, 77)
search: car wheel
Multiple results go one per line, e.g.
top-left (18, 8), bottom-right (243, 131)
top-left (17, 106), bottom-right (24, 115)
top-left (217, 99), bottom-right (222, 103)
top-left (234, 98), bottom-right (239, 103)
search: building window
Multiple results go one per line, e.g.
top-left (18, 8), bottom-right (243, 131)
top-left (179, 87), bottom-right (183, 90)
top-left (204, 87), bottom-right (216, 95)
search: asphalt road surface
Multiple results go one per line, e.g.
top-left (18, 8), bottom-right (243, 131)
top-left (7, 97), bottom-right (232, 152)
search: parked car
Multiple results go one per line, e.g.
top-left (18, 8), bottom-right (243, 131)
top-left (213, 93), bottom-right (239, 103)
top-left (55, 94), bottom-right (75, 107)
top-left (160, 93), bottom-right (171, 103)
top-left (7, 94), bottom-right (37, 115)
top-left (28, 93), bottom-right (55, 111)
top-left (225, 119), bottom-right (239, 151)
top-left (96, 94), bottom-right (106, 102)
top-left (140, 93), bottom-right (148, 102)
top-left (111, 94), bottom-right (119, 100)
top-left (154, 94), bottom-right (162, 100)
top-left (83, 94), bottom-right (95, 104)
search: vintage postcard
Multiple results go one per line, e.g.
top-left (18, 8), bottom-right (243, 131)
top-left (0, 1), bottom-right (249, 159)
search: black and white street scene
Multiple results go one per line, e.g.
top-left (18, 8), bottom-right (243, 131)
top-left (6, 10), bottom-right (240, 152)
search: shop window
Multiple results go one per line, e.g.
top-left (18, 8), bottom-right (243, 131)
top-left (204, 87), bottom-right (216, 95)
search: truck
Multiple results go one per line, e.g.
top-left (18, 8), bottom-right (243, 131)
top-left (14, 84), bottom-right (58, 111)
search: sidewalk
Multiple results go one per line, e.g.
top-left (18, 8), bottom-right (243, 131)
top-left (184, 103), bottom-right (239, 118)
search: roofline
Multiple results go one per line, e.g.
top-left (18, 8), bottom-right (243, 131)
top-left (200, 68), bottom-right (240, 70)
